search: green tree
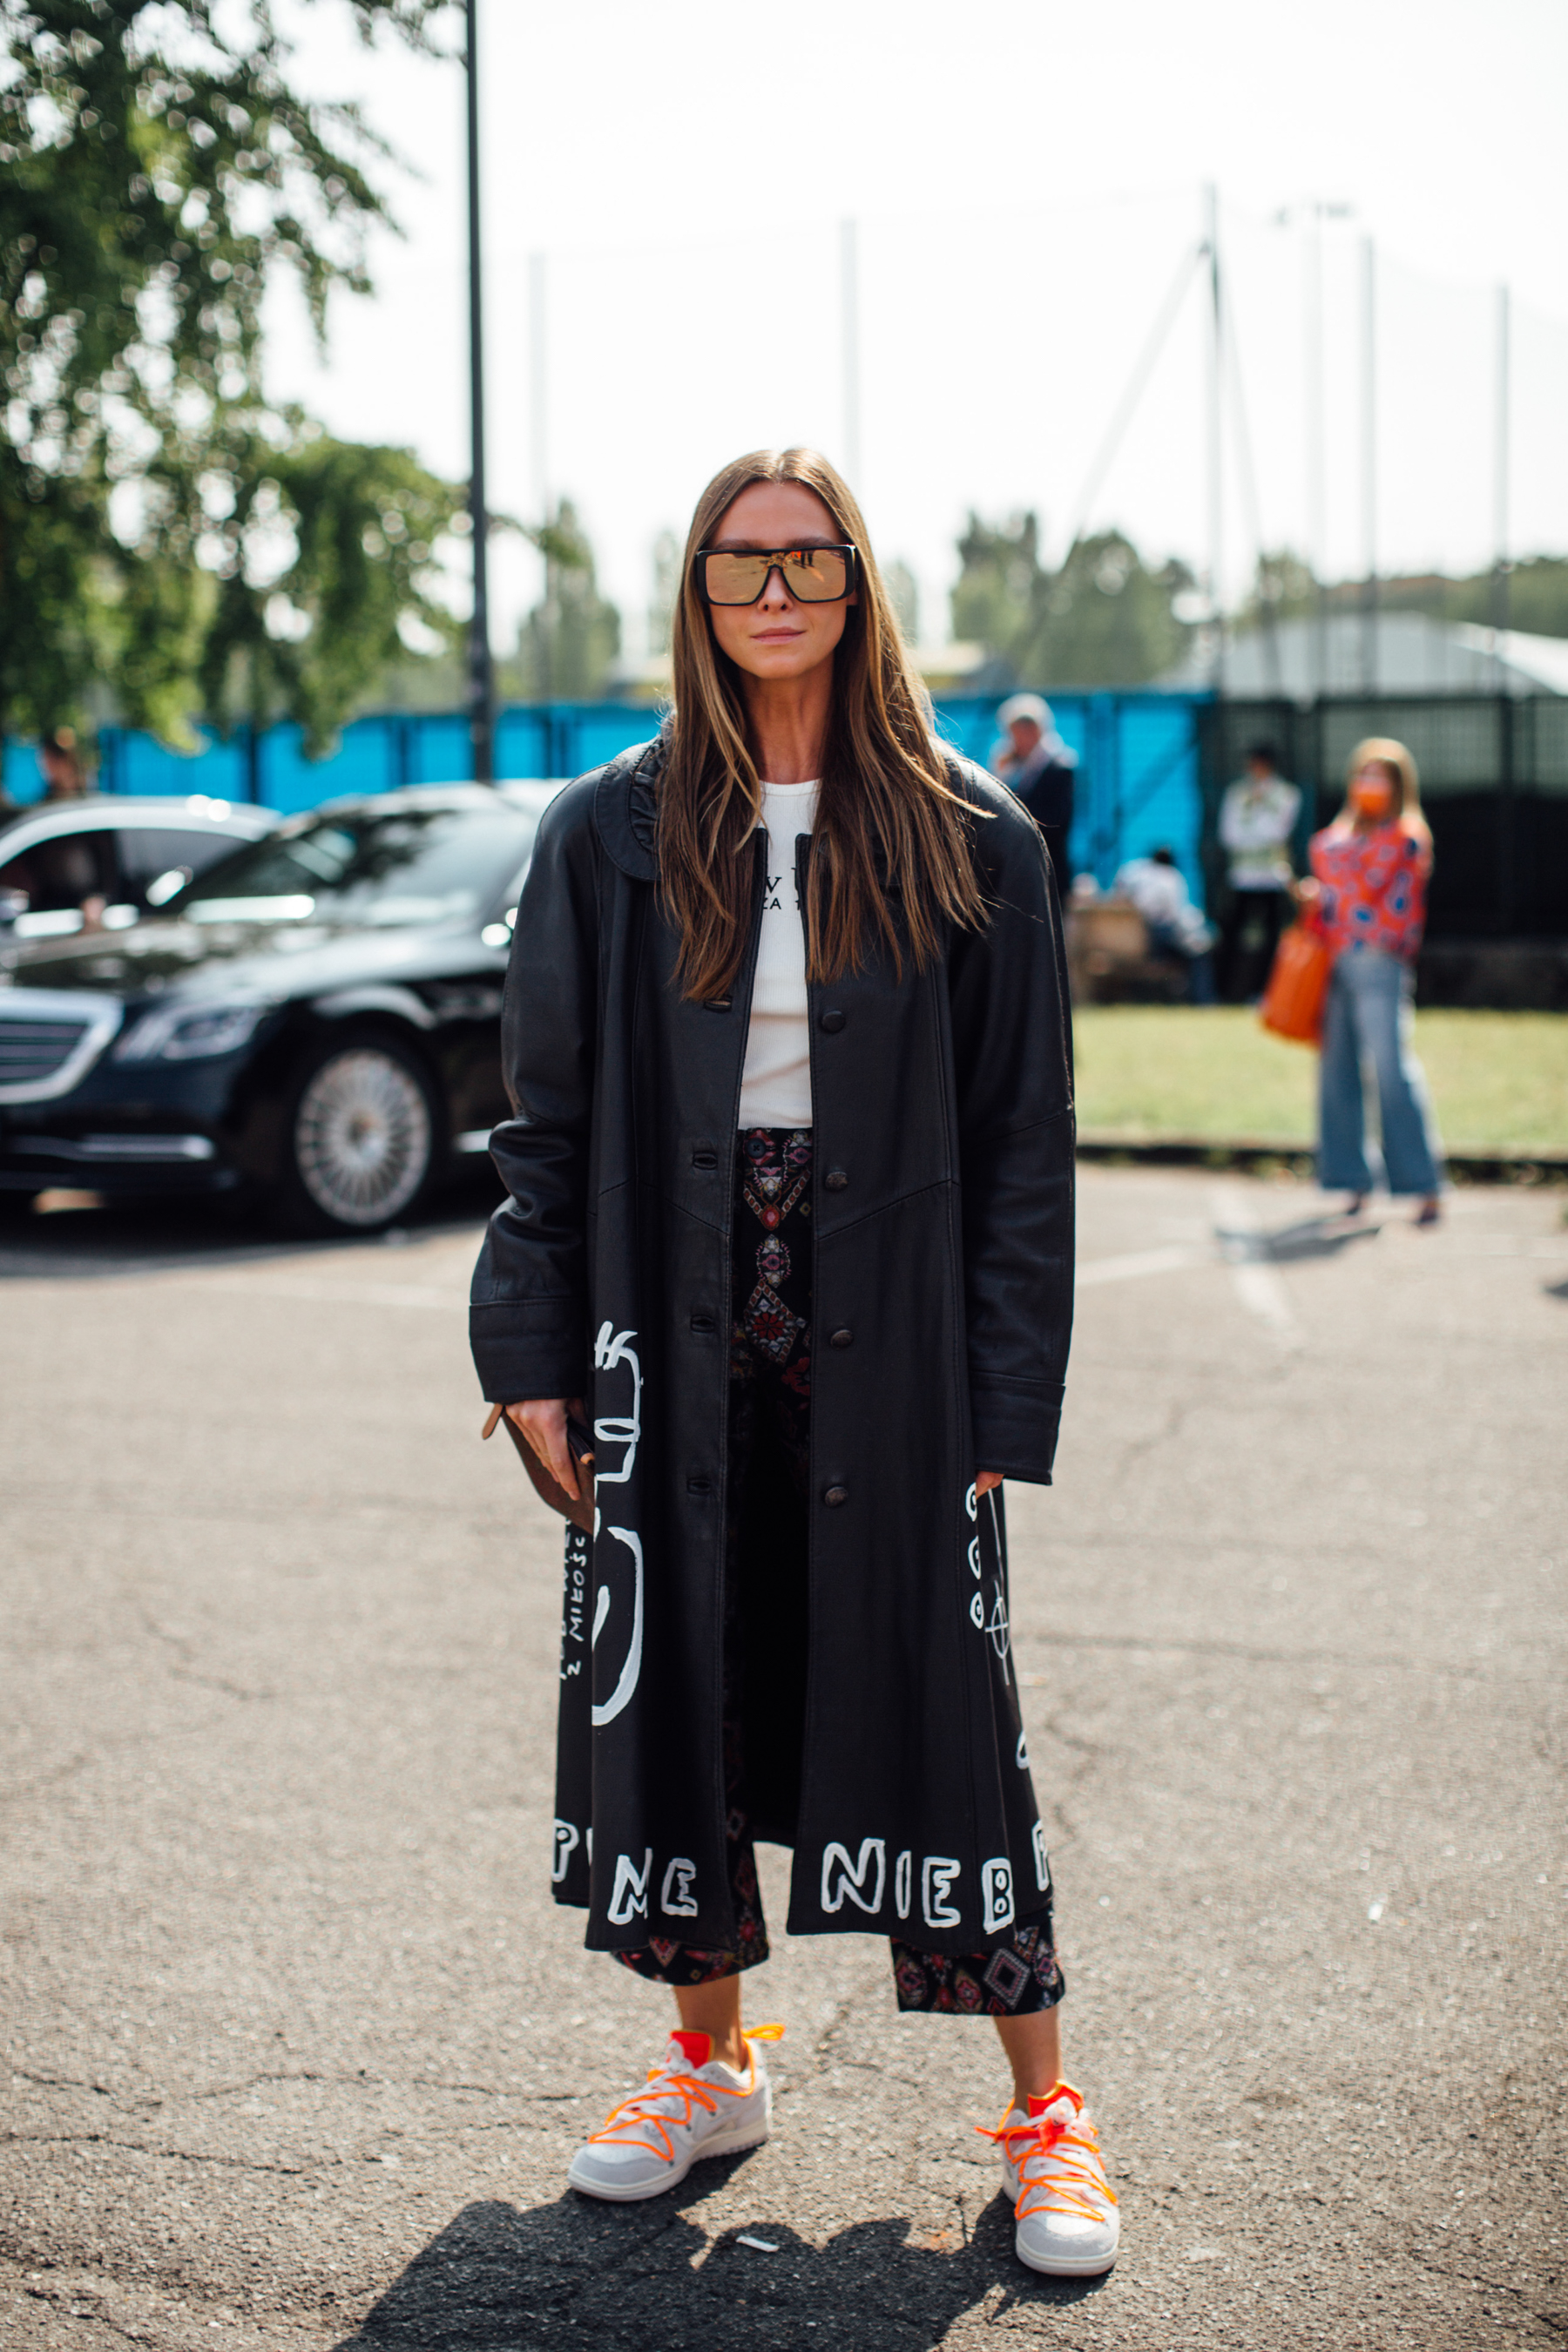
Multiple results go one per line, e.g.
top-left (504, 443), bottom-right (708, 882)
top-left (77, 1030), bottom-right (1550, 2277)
top-left (0, 0), bottom-right (454, 747)
top-left (951, 513), bottom-right (1195, 689)
top-left (195, 417), bottom-right (465, 755)
top-left (509, 500), bottom-right (621, 701)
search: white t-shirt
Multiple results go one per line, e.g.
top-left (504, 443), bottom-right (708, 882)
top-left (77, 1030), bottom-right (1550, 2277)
top-left (738, 780), bottom-right (818, 1129)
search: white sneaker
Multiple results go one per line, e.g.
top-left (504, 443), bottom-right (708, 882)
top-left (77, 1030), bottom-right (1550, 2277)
top-left (566, 2024), bottom-right (782, 2203)
top-left (982, 2080), bottom-right (1119, 2276)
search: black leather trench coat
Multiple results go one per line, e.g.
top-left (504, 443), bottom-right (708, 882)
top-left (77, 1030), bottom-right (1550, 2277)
top-left (470, 740), bottom-right (1075, 1957)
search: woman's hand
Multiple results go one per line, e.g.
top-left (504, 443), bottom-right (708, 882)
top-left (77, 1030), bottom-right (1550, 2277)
top-left (976, 1470), bottom-right (1003, 1497)
top-left (505, 1397), bottom-right (586, 1501)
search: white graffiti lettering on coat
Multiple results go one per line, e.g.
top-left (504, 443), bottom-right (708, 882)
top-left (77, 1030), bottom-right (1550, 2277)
top-left (561, 1529), bottom-right (589, 1682)
top-left (607, 1847), bottom-right (652, 1924)
top-left (660, 1858), bottom-right (699, 1917)
top-left (551, 1820), bottom-right (580, 1884)
top-left (1032, 1821), bottom-right (1052, 1894)
top-left (922, 1856), bottom-right (962, 1928)
top-left (591, 1527), bottom-right (644, 1728)
top-left (982, 1855), bottom-right (1016, 1934)
top-left (592, 1323), bottom-right (642, 1489)
top-left (821, 1837), bottom-right (887, 1915)
top-left (589, 1323), bottom-right (645, 1729)
top-left (894, 1848), bottom-right (913, 1919)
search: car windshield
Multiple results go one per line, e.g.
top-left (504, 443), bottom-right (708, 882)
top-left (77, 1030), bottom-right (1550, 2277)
top-left (166, 804), bottom-right (539, 927)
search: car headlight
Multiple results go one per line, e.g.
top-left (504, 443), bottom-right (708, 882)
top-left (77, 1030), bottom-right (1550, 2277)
top-left (115, 999), bottom-right (275, 1063)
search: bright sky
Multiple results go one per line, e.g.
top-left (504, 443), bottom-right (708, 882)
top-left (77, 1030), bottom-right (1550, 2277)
top-left (267, 0), bottom-right (1568, 659)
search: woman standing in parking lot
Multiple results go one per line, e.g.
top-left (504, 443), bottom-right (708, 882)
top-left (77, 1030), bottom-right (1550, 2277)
top-left (1301, 737), bottom-right (1444, 1225)
top-left (470, 449), bottom-right (1117, 2276)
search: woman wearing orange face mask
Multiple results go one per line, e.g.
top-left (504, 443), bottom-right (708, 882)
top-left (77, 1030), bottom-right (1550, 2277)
top-left (1300, 738), bottom-right (1443, 1224)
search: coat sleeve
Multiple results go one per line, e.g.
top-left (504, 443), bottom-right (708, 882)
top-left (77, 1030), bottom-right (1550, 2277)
top-left (469, 778), bottom-right (600, 1403)
top-left (947, 785), bottom-right (1076, 1484)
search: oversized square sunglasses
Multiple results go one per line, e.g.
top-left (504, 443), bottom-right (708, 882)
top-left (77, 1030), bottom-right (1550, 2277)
top-left (695, 543), bottom-right (857, 606)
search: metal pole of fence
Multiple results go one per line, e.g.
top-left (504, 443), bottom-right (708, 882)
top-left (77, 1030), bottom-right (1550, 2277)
top-left (529, 251), bottom-right (552, 707)
top-left (1304, 211), bottom-right (1326, 699)
top-left (530, 253), bottom-right (548, 524)
top-left (840, 218), bottom-right (862, 490)
top-left (1492, 283), bottom-right (1511, 649)
top-left (464, 0), bottom-right (496, 785)
top-left (1494, 282), bottom-right (1515, 929)
top-left (1203, 184), bottom-right (1223, 692)
top-left (1360, 235), bottom-right (1377, 695)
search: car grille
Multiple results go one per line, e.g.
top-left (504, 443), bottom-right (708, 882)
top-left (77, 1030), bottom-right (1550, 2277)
top-left (0, 991), bottom-right (124, 1102)
top-left (0, 1016), bottom-right (93, 1085)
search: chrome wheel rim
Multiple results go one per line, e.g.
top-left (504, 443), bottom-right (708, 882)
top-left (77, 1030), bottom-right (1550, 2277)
top-left (294, 1048), bottom-right (431, 1227)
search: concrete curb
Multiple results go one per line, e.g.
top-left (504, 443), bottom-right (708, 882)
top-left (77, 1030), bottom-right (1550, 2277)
top-left (1076, 1133), bottom-right (1568, 1185)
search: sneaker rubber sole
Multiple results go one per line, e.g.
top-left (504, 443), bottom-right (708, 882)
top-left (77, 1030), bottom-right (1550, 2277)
top-left (1012, 2234), bottom-right (1118, 2279)
top-left (566, 2119), bottom-right (769, 2203)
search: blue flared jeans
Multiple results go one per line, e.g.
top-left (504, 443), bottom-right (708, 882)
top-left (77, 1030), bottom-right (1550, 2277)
top-left (1318, 947), bottom-right (1443, 1197)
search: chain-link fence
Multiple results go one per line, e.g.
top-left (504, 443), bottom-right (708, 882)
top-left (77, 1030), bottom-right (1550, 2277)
top-left (1202, 697), bottom-right (1568, 939)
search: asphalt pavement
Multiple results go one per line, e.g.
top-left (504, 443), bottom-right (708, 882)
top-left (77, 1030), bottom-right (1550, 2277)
top-left (2, 1166), bottom-right (1565, 2351)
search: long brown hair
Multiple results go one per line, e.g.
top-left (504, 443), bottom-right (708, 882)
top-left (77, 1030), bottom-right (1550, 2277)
top-left (659, 448), bottom-right (985, 1001)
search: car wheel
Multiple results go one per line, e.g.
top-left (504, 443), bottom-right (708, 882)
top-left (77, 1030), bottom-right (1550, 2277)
top-left (280, 1036), bottom-right (437, 1234)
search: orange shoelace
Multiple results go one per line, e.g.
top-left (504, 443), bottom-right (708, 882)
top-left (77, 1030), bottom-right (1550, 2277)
top-left (977, 2085), bottom-right (1119, 2226)
top-left (586, 2023), bottom-right (784, 2164)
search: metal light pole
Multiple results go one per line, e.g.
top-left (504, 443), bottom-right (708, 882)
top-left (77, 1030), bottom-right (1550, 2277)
top-left (464, 0), bottom-right (495, 784)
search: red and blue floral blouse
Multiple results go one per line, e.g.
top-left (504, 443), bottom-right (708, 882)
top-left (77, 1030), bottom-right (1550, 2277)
top-left (1308, 821), bottom-right (1431, 961)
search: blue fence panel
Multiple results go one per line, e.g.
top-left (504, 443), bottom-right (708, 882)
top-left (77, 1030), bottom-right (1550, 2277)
top-left (1069, 693), bottom-right (1208, 908)
top-left (9, 692), bottom-right (1213, 906)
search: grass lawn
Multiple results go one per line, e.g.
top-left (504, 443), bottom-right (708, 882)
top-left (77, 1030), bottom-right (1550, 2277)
top-left (1072, 1007), bottom-right (1568, 1156)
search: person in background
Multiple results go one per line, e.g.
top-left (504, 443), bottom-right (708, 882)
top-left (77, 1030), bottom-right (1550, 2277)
top-left (16, 728), bottom-right (109, 930)
top-left (1113, 846), bottom-right (1216, 1004)
top-left (990, 693), bottom-right (1077, 899)
top-left (1300, 737), bottom-right (1443, 1227)
top-left (1218, 740), bottom-right (1300, 1001)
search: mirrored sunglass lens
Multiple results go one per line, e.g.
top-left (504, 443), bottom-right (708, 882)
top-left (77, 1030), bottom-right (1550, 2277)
top-left (704, 553), bottom-right (769, 603)
top-left (781, 549), bottom-right (848, 600)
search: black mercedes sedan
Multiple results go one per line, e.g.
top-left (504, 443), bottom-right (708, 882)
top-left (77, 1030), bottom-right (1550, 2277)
top-left (0, 782), bottom-right (559, 1233)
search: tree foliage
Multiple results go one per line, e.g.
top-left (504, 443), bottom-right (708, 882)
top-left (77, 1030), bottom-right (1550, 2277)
top-left (506, 499), bottom-right (621, 702)
top-left (0, 0), bottom-right (458, 749)
top-left (951, 513), bottom-right (1194, 690)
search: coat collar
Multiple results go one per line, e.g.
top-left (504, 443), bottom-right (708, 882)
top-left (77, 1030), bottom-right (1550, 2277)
top-left (593, 737), bottom-right (664, 882)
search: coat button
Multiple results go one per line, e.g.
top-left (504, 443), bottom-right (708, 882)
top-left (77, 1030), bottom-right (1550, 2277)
top-left (829, 1327), bottom-right (853, 1348)
top-left (691, 1146), bottom-right (718, 1171)
top-left (690, 1313), bottom-right (716, 1335)
top-left (820, 1008), bottom-right (846, 1033)
top-left (687, 1475), bottom-right (713, 1497)
top-left (823, 1167), bottom-right (848, 1191)
top-left (823, 1484), bottom-right (849, 1508)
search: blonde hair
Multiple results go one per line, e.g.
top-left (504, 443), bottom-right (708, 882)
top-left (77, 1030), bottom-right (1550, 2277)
top-left (659, 447), bottom-right (984, 1002)
top-left (1341, 737), bottom-right (1430, 845)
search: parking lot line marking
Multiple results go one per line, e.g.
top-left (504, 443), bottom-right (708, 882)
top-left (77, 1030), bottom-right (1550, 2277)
top-left (1077, 1244), bottom-right (1206, 1287)
top-left (1209, 1185), bottom-right (1304, 1348)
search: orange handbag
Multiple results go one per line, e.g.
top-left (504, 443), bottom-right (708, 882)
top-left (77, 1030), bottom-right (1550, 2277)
top-left (1259, 920), bottom-right (1333, 1045)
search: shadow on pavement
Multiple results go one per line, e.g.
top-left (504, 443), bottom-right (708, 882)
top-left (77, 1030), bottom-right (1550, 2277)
top-left (0, 1164), bottom-right (503, 1280)
top-left (332, 2181), bottom-right (1109, 2351)
top-left (1213, 1210), bottom-right (1384, 1266)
